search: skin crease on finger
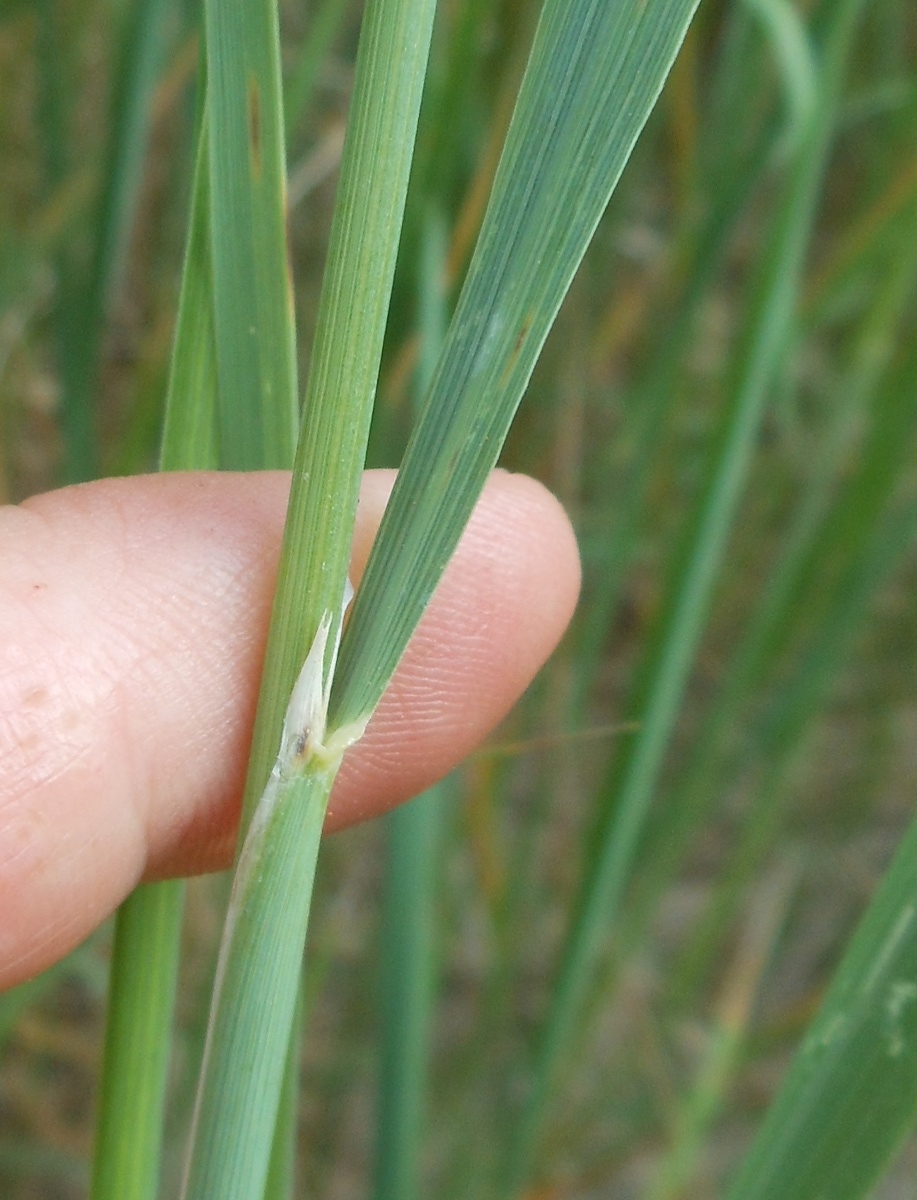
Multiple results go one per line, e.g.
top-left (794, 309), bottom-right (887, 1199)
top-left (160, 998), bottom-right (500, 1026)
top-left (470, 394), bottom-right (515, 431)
top-left (0, 469), bottom-right (580, 988)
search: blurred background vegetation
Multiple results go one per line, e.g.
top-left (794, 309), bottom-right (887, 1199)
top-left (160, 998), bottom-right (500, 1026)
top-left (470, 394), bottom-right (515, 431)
top-left (1, 0), bottom-right (917, 1196)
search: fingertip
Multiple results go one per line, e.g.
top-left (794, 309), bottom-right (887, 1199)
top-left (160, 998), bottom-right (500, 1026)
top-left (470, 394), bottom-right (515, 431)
top-left (0, 468), bottom-right (580, 986)
top-left (327, 469), bottom-right (580, 828)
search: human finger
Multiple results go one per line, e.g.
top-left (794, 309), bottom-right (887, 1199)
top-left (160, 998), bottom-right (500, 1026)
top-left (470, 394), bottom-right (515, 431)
top-left (0, 469), bottom-right (579, 986)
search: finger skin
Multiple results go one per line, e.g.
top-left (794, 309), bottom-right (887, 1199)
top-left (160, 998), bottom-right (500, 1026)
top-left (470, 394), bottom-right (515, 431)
top-left (0, 470), bottom-right (579, 987)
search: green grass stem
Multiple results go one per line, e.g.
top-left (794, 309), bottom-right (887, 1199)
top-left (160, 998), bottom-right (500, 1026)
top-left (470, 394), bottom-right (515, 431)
top-left (742, 0), bottom-right (817, 155)
top-left (56, 0), bottom-right (171, 481)
top-left (181, 760), bottom-right (337, 1200)
top-left (181, 0), bottom-right (438, 1190)
top-left (722, 557), bottom-right (917, 1197)
top-left (238, 0), bottom-right (437, 830)
top-left (372, 210), bottom-right (450, 1200)
top-left (629, 220), bottom-right (917, 1006)
top-left (505, 0), bottom-right (868, 1187)
top-left (89, 883), bottom-right (184, 1200)
top-left (284, 0), bottom-right (351, 144)
top-left (89, 110), bottom-right (221, 1200)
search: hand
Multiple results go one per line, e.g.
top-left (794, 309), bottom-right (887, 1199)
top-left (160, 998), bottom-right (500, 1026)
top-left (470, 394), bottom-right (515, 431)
top-left (0, 469), bottom-right (579, 988)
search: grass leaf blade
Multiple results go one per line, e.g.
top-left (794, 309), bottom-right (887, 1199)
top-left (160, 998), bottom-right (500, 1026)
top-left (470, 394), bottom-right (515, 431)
top-left (724, 642), bottom-right (917, 1200)
top-left (501, 0), bottom-right (868, 1185)
top-left (205, 0), bottom-right (297, 469)
top-left (90, 94), bottom-right (221, 1200)
top-left (160, 111), bottom-right (220, 471)
top-left (329, 0), bottom-right (702, 733)
top-left (89, 883), bottom-right (184, 1200)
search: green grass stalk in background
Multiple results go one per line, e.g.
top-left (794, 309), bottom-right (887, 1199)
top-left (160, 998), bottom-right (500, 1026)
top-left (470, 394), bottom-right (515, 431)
top-left (372, 210), bottom-right (451, 1200)
top-left (505, 1), bottom-right (867, 1188)
top-left (89, 883), bottom-right (184, 1200)
top-left (670, 243), bottom-right (917, 1007)
top-left (43, 0), bottom-right (172, 482)
top-left (621, 214), bottom-right (917, 1003)
top-left (284, 0), bottom-right (352, 143)
top-left (724, 590), bottom-right (917, 1199)
top-left (648, 861), bottom-right (799, 1200)
top-left (89, 107), bottom-right (219, 1200)
top-left (566, 0), bottom-right (815, 717)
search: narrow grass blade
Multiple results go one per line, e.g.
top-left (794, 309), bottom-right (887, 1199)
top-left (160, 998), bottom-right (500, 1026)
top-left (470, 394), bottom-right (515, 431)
top-left (570, 143), bottom-right (771, 717)
top-left (570, 0), bottom-right (784, 717)
top-left (647, 863), bottom-right (797, 1200)
top-left (55, 0), bottom-right (172, 481)
top-left (89, 882), bottom-right (184, 1200)
top-left (723, 615), bottom-right (917, 1200)
top-left (284, 0), bottom-right (352, 143)
top-left (504, 0), bottom-right (867, 1186)
top-left (328, 0), bottom-right (703, 736)
top-left (626, 215), bottom-right (917, 999)
top-left (205, 0), bottom-right (298, 468)
top-left (85, 0), bottom-right (173, 366)
top-left (674, 339), bottom-right (917, 1003)
top-left (90, 108), bottom-right (219, 1200)
top-left (373, 210), bottom-right (450, 1200)
top-left (159, 112), bottom-right (220, 471)
top-left (742, 0), bottom-right (817, 154)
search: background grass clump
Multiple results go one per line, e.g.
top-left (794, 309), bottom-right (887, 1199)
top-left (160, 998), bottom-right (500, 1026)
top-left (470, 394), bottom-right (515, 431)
top-left (1, 0), bottom-right (917, 1197)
